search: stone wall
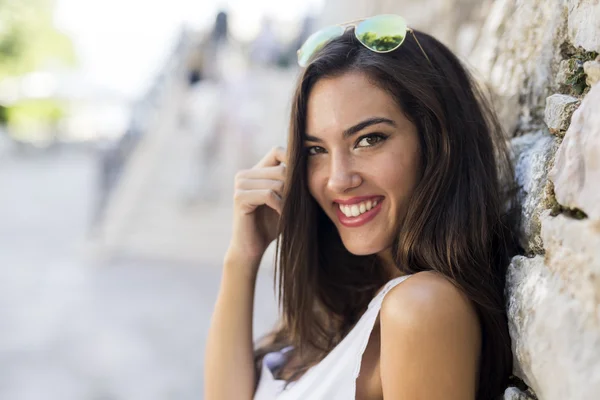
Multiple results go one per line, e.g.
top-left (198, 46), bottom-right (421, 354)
top-left (471, 1), bottom-right (600, 398)
top-left (320, 1), bottom-right (600, 398)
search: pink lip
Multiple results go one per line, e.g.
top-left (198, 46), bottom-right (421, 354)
top-left (335, 198), bottom-right (384, 228)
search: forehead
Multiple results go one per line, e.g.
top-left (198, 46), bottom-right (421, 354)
top-left (305, 71), bottom-right (407, 136)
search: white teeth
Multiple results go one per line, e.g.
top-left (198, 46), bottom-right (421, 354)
top-left (338, 198), bottom-right (381, 218)
top-left (340, 204), bottom-right (351, 217)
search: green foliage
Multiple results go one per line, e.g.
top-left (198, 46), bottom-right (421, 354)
top-left (544, 181), bottom-right (563, 217)
top-left (0, 0), bottom-right (76, 80)
top-left (0, 0), bottom-right (75, 139)
top-left (6, 98), bottom-right (65, 126)
top-left (564, 207), bottom-right (588, 220)
top-left (0, 105), bottom-right (7, 124)
top-left (562, 49), bottom-right (599, 96)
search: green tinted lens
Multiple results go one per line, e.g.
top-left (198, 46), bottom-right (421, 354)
top-left (355, 14), bottom-right (408, 53)
top-left (297, 25), bottom-right (345, 67)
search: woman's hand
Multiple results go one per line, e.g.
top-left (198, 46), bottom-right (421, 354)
top-left (227, 146), bottom-right (287, 264)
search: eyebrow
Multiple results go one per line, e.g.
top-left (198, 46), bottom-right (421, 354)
top-left (304, 117), bottom-right (396, 143)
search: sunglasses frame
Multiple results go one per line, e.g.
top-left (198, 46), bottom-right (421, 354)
top-left (297, 15), bottom-right (432, 67)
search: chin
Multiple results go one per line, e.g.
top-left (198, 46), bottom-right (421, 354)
top-left (339, 237), bottom-right (386, 256)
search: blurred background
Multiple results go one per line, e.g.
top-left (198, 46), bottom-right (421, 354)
top-left (0, 0), bottom-right (321, 398)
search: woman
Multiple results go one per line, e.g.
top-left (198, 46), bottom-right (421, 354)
top-left (205, 14), bottom-right (518, 400)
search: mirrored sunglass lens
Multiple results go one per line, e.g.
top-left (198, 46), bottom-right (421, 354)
top-left (298, 26), bottom-right (345, 67)
top-left (355, 14), bottom-right (408, 52)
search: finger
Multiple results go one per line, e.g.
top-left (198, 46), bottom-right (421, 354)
top-left (254, 146), bottom-right (287, 168)
top-left (237, 164), bottom-right (286, 182)
top-left (236, 179), bottom-right (284, 197)
top-left (235, 189), bottom-right (283, 215)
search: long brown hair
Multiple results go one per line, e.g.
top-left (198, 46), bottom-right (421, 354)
top-left (255, 28), bottom-right (520, 400)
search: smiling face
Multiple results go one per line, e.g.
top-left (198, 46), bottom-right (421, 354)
top-left (305, 71), bottom-right (422, 262)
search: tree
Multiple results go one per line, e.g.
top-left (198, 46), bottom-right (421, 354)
top-left (0, 0), bottom-right (75, 132)
top-left (0, 0), bottom-right (76, 80)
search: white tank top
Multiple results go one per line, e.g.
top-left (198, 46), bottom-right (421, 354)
top-left (254, 274), bottom-right (413, 400)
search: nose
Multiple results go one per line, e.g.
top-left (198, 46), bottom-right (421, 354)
top-left (326, 153), bottom-right (362, 193)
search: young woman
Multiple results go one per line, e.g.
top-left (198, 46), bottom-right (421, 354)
top-left (205, 14), bottom-right (518, 400)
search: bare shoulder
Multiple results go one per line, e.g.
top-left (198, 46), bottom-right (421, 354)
top-left (381, 271), bottom-right (479, 330)
top-left (378, 271), bottom-right (481, 399)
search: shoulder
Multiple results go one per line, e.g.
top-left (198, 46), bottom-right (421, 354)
top-left (378, 271), bottom-right (481, 398)
top-left (381, 271), bottom-right (479, 332)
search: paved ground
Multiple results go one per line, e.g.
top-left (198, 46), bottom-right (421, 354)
top-left (0, 148), bottom-right (278, 399)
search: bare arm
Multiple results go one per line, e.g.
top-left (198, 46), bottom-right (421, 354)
top-left (380, 271), bottom-right (481, 399)
top-left (204, 146), bottom-right (287, 400)
top-left (204, 252), bottom-right (260, 400)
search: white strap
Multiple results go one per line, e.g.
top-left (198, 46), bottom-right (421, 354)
top-left (352, 274), bottom-right (413, 396)
top-left (368, 274), bottom-right (413, 309)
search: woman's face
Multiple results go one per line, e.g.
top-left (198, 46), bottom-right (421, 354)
top-left (305, 71), bottom-right (422, 259)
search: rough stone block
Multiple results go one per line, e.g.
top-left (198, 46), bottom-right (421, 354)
top-left (584, 57), bottom-right (600, 86)
top-left (506, 255), bottom-right (600, 400)
top-left (503, 386), bottom-right (535, 400)
top-left (549, 83), bottom-right (600, 221)
top-left (541, 211), bottom-right (600, 319)
top-left (511, 131), bottom-right (558, 254)
top-left (555, 59), bottom-right (574, 88)
top-left (469, 0), bottom-right (566, 138)
top-left (543, 94), bottom-right (580, 134)
top-left (568, 0), bottom-right (600, 53)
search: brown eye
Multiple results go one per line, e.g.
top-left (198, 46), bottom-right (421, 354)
top-left (356, 133), bottom-right (388, 148)
top-left (307, 146), bottom-right (326, 156)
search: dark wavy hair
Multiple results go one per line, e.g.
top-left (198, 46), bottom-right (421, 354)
top-left (254, 27), bottom-right (519, 400)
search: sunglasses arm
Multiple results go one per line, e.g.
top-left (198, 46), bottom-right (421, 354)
top-left (408, 28), bottom-right (432, 65)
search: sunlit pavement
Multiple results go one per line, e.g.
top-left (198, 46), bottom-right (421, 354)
top-left (0, 148), bottom-right (278, 399)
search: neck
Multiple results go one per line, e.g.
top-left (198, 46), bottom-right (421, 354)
top-left (378, 247), bottom-right (404, 279)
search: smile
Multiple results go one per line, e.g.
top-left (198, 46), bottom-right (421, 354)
top-left (335, 197), bottom-right (384, 228)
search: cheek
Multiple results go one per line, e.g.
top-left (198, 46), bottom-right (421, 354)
top-left (306, 162), bottom-right (323, 202)
top-left (307, 162), bottom-right (335, 213)
top-left (376, 149), bottom-right (421, 198)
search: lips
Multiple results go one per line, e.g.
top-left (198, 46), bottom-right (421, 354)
top-left (335, 197), bottom-right (384, 228)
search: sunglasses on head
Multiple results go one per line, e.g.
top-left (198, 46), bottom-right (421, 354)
top-left (297, 14), bottom-right (431, 68)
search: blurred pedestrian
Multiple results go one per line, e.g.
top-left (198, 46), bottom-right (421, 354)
top-left (250, 18), bottom-right (282, 67)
